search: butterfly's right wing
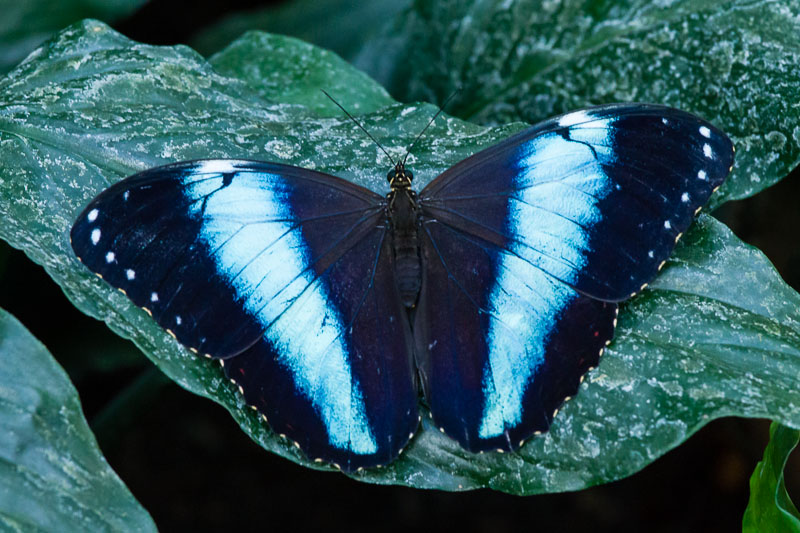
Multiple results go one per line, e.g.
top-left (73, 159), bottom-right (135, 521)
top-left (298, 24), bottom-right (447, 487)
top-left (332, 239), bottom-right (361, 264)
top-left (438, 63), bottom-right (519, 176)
top-left (71, 160), bottom-right (418, 470)
top-left (414, 105), bottom-right (733, 452)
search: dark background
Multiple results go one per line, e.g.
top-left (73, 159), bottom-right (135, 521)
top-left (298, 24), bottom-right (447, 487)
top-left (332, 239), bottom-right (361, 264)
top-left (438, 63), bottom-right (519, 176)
top-left (1, 1), bottom-right (799, 531)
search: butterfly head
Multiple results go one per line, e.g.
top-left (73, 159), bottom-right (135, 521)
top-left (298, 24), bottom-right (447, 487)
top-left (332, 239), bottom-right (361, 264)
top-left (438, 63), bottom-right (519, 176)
top-left (388, 162), bottom-right (413, 190)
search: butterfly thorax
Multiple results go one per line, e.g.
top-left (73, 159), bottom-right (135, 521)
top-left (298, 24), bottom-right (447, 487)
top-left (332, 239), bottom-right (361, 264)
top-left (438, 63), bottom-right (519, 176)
top-left (387, 162), bottom-right (422, 308)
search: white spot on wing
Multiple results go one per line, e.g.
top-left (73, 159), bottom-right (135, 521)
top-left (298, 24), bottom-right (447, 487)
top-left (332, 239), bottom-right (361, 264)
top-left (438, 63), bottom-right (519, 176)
top-left (91, 228), bottom-right (101, 245)
top-left (123, 191), bottom-right (130, 201)
top-left (87, 208), bottom-right (99, 222)
top-left (151, 292), bottom-right (159, 302)
top-left (664, 220), bottom-right (672, 230)
top-left (698, 170), bottom-right (707, 180)
top-left (648, 250), bottom-right (655, 258)
top-left (703, 143), bottom-right (713, 158)
top-left (126, 269), bottom-right (135, 280)
top-left (681, 192), bottom-right (690, 203)
top-left (105, 251), bottom-right (115, 263)
top-left (175, 315), bottom-right (182, 325)
top-left (699, 126), bottom-right (711, 138)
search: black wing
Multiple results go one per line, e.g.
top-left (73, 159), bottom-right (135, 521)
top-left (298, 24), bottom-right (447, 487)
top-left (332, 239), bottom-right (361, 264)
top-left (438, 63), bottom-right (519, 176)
top-left (414, 104), bottom-right (733, 451)
top-left (72, 160), bottom-right (418, 470)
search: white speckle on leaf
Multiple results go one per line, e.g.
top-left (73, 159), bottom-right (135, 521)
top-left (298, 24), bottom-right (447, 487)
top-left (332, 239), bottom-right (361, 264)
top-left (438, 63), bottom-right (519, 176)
top-left (265, 140), bottom-right (299, 159)
top-left (629, 423), bottom-right (646, 438)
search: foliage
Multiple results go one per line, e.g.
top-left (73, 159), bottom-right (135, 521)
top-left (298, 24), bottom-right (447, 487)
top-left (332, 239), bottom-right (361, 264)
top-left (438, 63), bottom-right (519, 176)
top-left (0, 307), bottom-right (155, 531)
top-left (742, 422), bottom-right (800, 532)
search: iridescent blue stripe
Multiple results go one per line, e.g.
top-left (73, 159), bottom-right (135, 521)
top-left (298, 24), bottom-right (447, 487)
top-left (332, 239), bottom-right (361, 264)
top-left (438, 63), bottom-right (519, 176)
top-left (479, 115), bottom-right (615, 439)
top-left (181, 161), bottom-right (377, 455)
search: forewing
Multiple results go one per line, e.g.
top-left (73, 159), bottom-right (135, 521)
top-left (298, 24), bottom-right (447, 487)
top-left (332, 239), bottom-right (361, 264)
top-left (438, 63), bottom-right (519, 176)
top-left (420, 104), bottom-right (734, 301)
top-left (71, 159), bottom-right (418, 470)
top-left (72, 160), bottom-right (380, 356)
top-left (415, 104), bottom-right (733, 451)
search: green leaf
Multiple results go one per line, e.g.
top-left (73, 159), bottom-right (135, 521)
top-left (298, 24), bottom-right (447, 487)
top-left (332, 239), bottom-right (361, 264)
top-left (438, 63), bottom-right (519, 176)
top-left (1, 21), bottom-right (798, 494)
top-left (208, 32), bottom-right (394, 117)
top-left (356, 0), bottom-right (800, 207)
top-left (743, 422), bottom-right (800, 532)
top-left (0, 0), bottom-right (147, 74)
top-left (0, 307), bottom-right (156, 531)
top-left (191, 0), bottom-right (411, 61)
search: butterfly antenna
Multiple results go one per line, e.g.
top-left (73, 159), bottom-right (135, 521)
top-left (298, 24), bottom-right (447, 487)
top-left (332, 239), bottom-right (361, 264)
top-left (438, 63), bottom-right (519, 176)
top-left (321, 90), bottom-right (396, 166)
top-left (401, 87), bottom-right (461, 166)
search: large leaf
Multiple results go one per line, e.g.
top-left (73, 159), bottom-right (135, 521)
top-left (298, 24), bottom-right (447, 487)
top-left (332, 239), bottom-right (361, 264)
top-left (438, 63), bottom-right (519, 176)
top-left (0, 307), bottom-right (156, 531)
top-left (191, 0), bottom-right (411, 62)
top-left (208, 32), bottom-right (394, 117)
top-left (743, 422), bottom-right (800, 532)
top-left (0, 0), bottom-right (147, 74)
top-left (355, 0), bottom-right (800, 208)
top-left (0, 21), bottom-right (798, 494)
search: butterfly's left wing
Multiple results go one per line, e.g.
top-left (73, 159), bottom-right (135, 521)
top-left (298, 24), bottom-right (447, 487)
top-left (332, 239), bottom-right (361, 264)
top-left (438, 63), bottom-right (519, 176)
top-left (71, 160), bottom-right (418, 471)
top-left (415, 104), bottom-right (734, 452)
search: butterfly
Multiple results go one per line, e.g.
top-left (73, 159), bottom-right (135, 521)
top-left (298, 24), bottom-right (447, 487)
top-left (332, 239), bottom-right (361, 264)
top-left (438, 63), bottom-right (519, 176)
top-left (70, 104), bottom-right (734, 472)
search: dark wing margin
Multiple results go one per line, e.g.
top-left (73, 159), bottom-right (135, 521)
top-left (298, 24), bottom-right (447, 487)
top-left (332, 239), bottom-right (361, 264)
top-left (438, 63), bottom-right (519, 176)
top-left (415, 104), bottom-right (733, 451)
top-left (71, 159), bottom-right (418, 471)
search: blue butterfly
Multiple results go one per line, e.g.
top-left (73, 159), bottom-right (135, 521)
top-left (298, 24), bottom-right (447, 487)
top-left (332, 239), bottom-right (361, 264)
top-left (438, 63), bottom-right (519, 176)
top-left (71, 104), bottom-right (733, 472)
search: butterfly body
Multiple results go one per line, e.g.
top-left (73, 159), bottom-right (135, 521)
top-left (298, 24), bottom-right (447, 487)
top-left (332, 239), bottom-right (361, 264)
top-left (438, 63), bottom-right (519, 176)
top-left (71, 104), bottom-right (734, 471)
top-left (386, 162), bottom-right (423, 308)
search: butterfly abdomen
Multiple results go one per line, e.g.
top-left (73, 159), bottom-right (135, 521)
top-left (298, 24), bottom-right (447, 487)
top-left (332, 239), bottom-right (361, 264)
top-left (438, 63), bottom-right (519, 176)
top-left (388, 188), bottom-right (422, 308)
